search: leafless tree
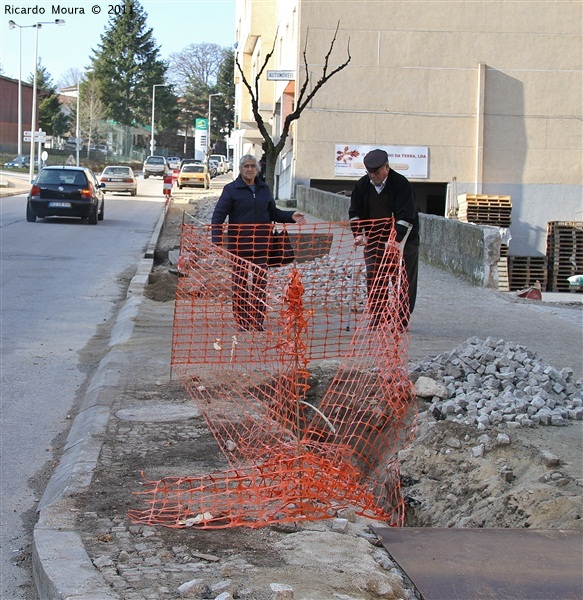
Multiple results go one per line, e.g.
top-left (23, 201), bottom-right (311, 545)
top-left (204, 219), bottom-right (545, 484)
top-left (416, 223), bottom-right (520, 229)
top-left (57, 67), bottom-right (84, 90)
top-left (79, 77), bottom-right (107, 156)
top-left (235, 21), bottom-right (351, 191)
top-left (168, 42), bottom-right (225, 93)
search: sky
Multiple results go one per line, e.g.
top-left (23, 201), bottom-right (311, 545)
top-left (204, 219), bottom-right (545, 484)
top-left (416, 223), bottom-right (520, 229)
top-left (1, 0), bottom-right (236, 86)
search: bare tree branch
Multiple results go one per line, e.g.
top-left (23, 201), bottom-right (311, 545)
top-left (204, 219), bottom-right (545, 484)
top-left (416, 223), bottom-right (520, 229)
top-left (235, 20), bottom-right (351, 191)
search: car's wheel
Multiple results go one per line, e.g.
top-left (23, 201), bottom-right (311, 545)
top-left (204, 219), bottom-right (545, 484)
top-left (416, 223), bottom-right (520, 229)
top-left (204, 181), bottom-right (209, 190)
top-left (98, 200), bottom-right (104, 221)
top-left (131, 189), bottom-right (137, 196)
top-left (178, 185), bottom-right (182, 189)
top-left (144, 173), bottom-right (149, 179)
top-left (26, 201), bottom-right (36, 222)
top-left (88, 205), bottom-right (98, 225)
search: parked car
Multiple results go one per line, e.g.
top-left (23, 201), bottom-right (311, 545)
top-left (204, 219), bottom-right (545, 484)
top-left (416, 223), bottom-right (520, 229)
top-left (167, 156), bottom-right (181, 170)
top-left (97, 143), bottom-right (109, 155)
top-left (64, 137), bottom-right (85, 152)
top-left (4, 155), bottom-right (30, 169)
top-left (177, 163), bottom-right (210, 189)
top-left (208, 160), bottom-right (219, 178)
top-left (99, 165), bottom-right (137, 196)
top-left (26, 166), bottom-right (105, 224)
top-left (142, 155), bottom-right (168, 179)
top-left (210, 154), bottom-right (227, 174)
top-left (179, 158), bottom-right (202, 171)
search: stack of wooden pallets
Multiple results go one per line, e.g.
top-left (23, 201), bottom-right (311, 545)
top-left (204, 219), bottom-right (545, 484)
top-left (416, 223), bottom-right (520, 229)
top-left (457, 194), bottom-right (512, 228)
top-left (508, 256), bottom-right (547, 291)
top-left (546, 221), bottom-right (583, 292)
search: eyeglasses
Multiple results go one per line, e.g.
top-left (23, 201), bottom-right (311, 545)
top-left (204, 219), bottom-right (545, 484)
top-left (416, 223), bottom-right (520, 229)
top-left (366, 165), bottom-right (387, 175)
top-left (242, 164), bottom-right (257, 169)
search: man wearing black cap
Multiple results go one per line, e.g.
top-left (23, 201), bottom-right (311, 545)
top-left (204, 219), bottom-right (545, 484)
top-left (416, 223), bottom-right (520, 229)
top-left (349, 148), bottom-right (419, 328)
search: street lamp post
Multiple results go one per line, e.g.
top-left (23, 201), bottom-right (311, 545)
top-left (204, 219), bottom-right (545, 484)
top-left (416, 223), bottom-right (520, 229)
top-left (76, 78), bottom-right (81, 166)
top-left (8, 20), bottom-right (36, 157)
top-left (27, 19), bottom-right (66, 182)
top-left (207, 93), bottom-right (223, 164)
top-left (150, 84), bottom-right (166, 155)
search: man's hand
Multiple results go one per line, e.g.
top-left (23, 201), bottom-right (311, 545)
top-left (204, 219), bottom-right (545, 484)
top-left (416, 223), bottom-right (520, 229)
top-left (292, 211), bottom-right (307, 224)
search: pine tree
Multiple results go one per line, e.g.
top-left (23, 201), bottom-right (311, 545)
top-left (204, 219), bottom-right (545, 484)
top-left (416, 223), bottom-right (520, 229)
top-left (90, 0), bottom-right (177, 129)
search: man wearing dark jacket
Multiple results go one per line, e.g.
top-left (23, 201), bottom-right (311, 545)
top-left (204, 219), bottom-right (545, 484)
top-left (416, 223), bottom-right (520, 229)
top-left (349, 149), bottom-right (419, 328)
top-left (212, 154), bottom-right (305, 331)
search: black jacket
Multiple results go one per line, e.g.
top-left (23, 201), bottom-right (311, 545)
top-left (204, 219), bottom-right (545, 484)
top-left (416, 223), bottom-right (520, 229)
top-left (211, 175), bottom-right (296, 255)
top-left (349, 169), bottom-right (419, 244)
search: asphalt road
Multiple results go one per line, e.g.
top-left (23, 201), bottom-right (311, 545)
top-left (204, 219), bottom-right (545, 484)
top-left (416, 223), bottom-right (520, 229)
top-left (0, 176), bottom-right (166, 599)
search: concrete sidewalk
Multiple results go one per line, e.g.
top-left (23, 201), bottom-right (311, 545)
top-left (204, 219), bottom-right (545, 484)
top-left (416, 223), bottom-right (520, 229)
top-left (0, 173), bottom-right (31, 197)
top-left (31, 201), bottom-right (582, 598)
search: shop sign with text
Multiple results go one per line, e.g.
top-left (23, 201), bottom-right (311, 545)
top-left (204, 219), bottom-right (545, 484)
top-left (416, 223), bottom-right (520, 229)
top-left (335, 144), bottom-right (428, 178)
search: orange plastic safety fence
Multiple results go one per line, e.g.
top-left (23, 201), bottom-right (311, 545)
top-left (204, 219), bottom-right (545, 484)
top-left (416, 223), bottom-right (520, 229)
top-left (129, 219), bottom-right (416, 529)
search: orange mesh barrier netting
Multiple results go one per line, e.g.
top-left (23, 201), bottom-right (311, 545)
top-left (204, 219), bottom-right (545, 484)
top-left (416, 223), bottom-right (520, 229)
top-left (129, 219), bottom-right (416, 529)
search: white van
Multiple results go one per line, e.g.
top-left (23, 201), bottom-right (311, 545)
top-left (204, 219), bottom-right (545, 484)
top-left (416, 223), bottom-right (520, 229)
top-left (210, 154), bottom-right (228, 174)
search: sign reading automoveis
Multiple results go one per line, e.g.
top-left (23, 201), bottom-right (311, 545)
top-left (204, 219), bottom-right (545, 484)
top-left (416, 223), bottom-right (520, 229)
top-left (267, 70), bottom-right (295, 80)
top-left (335, 144), bottom-right (429, 179)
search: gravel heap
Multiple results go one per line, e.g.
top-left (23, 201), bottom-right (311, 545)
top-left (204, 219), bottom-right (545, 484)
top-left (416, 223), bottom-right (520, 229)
top-left (410, 336), bottom-right (583, 430)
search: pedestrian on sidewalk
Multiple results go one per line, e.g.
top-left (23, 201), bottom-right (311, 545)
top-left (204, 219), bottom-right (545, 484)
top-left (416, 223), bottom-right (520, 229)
top-left (349, 148), bottom-right (420, 328)
top-left (211, 154), bottom-right (306, 331)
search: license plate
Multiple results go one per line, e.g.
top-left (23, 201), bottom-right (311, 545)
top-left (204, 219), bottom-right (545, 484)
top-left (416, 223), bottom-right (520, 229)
top-left (48, 202), bottom-right (71, 208)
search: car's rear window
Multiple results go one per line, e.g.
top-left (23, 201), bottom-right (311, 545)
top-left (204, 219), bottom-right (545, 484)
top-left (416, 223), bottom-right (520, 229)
top-left (104, 167), bottom-right (131, 176)
top-left (183, 165), bottom-right (204, 173)
top-left (37, 170), bottom-right (87, 185)
top-left (147, 157), bottom-right (165, 164)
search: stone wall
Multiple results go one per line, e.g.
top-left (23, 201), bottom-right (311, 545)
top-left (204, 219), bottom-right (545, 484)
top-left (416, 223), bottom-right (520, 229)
top-left (296, 185), bottom-right (502, 288)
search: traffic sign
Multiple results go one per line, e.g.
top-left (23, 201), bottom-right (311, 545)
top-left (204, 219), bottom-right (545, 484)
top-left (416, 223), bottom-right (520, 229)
top-left (23, 130), bottom-right (47, 143)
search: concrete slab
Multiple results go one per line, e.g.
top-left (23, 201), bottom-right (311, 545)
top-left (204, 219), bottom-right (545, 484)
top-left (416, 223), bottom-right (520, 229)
top-left (374, 527), bottom-right (583, 600)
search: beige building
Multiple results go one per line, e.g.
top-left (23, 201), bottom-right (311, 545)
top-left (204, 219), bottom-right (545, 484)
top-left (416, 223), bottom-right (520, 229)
top-left (233, 0), bottom-right (582, 257)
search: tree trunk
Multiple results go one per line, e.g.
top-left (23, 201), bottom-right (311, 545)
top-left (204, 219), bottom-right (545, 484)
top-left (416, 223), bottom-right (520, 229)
top-left (264, 147), bottom-right (278, 196)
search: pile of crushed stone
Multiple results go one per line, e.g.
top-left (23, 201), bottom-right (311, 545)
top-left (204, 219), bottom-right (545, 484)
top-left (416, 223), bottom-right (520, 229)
top-left (410, 336), bottom-right (582, 430)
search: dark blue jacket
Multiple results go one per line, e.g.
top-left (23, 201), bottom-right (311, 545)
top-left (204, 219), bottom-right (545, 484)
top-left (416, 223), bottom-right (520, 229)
top-left (211, 175), bottom-right (296, 256)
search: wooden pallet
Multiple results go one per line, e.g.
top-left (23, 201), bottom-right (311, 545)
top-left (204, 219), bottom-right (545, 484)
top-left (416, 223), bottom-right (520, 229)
top-left (497, 257), bottom-right (509, 291)
top-left (457, 194), bottom-right (512, 227)
top-left (508, 256), bottom-right (547, 291)
top-left (546, 221), bottom-right (583, 292)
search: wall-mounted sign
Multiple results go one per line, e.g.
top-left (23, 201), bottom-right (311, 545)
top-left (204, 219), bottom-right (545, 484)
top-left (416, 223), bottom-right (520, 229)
top-left (267, 70), bottom-right (295, 80)
top-left (335, 144), bottom-right (429, 179)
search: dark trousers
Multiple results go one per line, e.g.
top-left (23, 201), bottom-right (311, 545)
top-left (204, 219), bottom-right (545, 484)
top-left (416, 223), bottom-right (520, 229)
top-left (364, 237), bottom-right (418, 327)
top-left (231, 255), bottom-right (268, 331)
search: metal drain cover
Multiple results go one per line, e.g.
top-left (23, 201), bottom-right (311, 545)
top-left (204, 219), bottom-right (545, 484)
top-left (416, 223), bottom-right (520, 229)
top-left (116, 403), bottom-right (200, 422)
